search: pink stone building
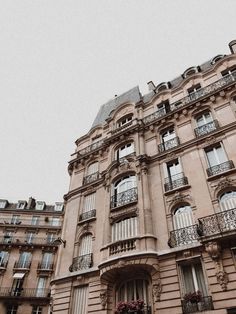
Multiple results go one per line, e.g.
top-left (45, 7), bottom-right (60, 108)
top-left (52, 40), bottom-right (236, 314)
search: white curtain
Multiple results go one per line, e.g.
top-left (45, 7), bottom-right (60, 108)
top-left (72, 286), bottom-right (88, 314)
top-left (83, 193), bottom-right (96, 213)
top-left (112, 217), bottom-right (138, 242)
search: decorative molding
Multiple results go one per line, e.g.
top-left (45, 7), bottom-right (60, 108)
top-left (216, 270), bottom-right (229, 291)
top-left (211, 176), bottom-right (235, 198)
top-left (153, 279), bottom-right (162, 302)
top-left (100, 290), bottom-right (108, 309)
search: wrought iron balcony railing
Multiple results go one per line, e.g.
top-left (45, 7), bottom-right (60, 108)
top-left (0, 260), bottom-right (8, 268)
top-left (83, 172), bottom-right (100, 185)
top-left (116, 306), bottom-right (152, 314)
top-left (164, 173), bottom-right (189, 192)
top-left (14, 260), bottom-right (31, 269)
top-left (194, 120), bottom-right (219, 137)
top-left (143, 107), bottom-right (167, 124)
top-left (182, 296), bottom-right (213, 314)
top-left (206, 160), bottom-right (234, 177)
top-left (69, 253), bottom-right (93, 272)
top-left (111, 120), bottom-right (133, 134)
top-left (198, 207), bottom-right (236, 237)
top-left (1, 217), bottom-right (62, 227)
top-left (78, 139), bottom-right (104, 155)
top-left (143, 71), bottom-right (236, 125)
top-left (111, 187), bottom-right (138, 208)
top-left (168, 225), bottom-right (199, 248)
top-left (109, 238), bottom-right (136, 255)
top-left (0, 287), bottom-right (50, 298)
top-left (158, 136), bottom-right (180, 153)
top-left (0, 236), bottom-right (60, 246)
top-left (79, 209), bottom-right (96, 221)
top-left (37, 262), bottom-right (54, 271)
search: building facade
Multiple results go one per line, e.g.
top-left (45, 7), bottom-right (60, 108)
top-left (52, 40), bottom-right (236, 314)
top-left (0, 197), bottom-right (64, 314)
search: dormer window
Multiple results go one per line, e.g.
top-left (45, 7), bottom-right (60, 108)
top-left (35, 201), bottom-right (45, 211)
top-left (221, 66), bottom-right (236, 77)
top-left (187, 84), bottom-right (201, 95)
top-left (54, 202), bottom-right (64, 212)
top-left (17, 201), bottom-right (27, 210)
top-left (157, 100), bottom-right (170, 116)
top-left (117, 115), bottom-right (132, 128)
top-left (0, 199), bottom-right (8, 209)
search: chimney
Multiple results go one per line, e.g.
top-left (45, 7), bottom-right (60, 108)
top-left (27, 197), bottom-right (36, 209)
top-left (147, 81), bottom-right (156, 91)
top-left (229, 40), bottom-right (236, 54)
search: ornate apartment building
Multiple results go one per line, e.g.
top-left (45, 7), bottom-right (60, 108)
top-left (0, 197), bottom-right (64, 314)
top-left (52, 40), bottom-right (236, 314)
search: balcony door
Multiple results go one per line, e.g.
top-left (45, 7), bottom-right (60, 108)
top-left (181, 262), bottom-right (207, 296)
top-left (117, 279), bottom-right (149, 304)
top-left (19, 252), bottom-right (31, 268)
top-left (166, 159), bottom-right (182, 181)
top-left (42, 253), bottom-right (53, 269)
top-left (205, 145), bottom-right (227, 167)
top-left (0, 251), bottom-right (8, 267)
top-left (173, 206), bottom-right (194, 230)
top-left (36, 277), bottom-right (47, 297)
top-left (219, 191), bottom-right (236, 231)
top-left (196, 112), bottom-right (213, 127)
top-left (11, 279), bottom-right (23, 296)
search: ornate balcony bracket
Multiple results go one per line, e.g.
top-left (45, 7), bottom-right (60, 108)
top-left (205, 241), bottom-right (228, 291)
top-left (152, 278), bottom-right (162, 302)
top-left (100, 289), bottom-right (108, 309)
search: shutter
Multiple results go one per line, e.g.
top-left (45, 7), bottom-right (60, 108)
top-left (83, 193), bottom-right (96, 213)
top-left (79, 235), bottom-right (92, 256)
top-left (72, 286), bottom-right (88, 314)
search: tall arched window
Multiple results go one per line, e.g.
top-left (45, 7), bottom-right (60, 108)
top-left (116, 142), bottom-right (134, 160)
top-left (117, 279), bottom-right (149, 304)
top-left (219, 191), bottom-right (236, 211)
top-left (117, 115), bottom-right (133, 128)
top-left (195, 111), bottom-right (218, 137)
top-left (111, 175), bottom-right (137, 208)
top-left (73, 234), bottom-right (93, 270)
top-left (173, 205), bottom-right (194, 230)
top-left (84, 162), bottom-right (99, 184)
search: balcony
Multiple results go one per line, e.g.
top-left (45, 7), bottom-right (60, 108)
top-left (194, 120), bottom-right (219, 137)
top-left (143, 107), bottom-right (167, 124)
top-left (13, 260), bottom-right (31, 270)
top-left (79, 209), bottom-right (96, 222)
top-left (168, 225), bottom-right (199, 248)
top-left (182, 296), bottom-right (213, 314)
top-left (109, 238), bottom-right (136, 255)
top-left (1, 217), bottom-right (62, 227)
top-left (37, 262), bottom-right (54, 272)
top-left (206, 160), bottom-right (234, 177)
top-left (0, 236), bottom-right (60, 247)
top-left (0, 287), bottom-right (50, 299)
top-left (83, 172), bottom-right (100, 185)
top-left (78, 139), bottom-right (104, 156)
top-left (198, 207), bottom-right (236, 238)
top-left (110, 188), bottom-right (138, 209)
top-left (69, 253), bottom-right (93, 272)
top-left (143, 71), bottom-right (236, 125)
top-left (164, 173), bottom-right (189, 192)
top-left (111, 120), bottom-right (133, 134)
top-left (158, 136), bottom-right (180, 153)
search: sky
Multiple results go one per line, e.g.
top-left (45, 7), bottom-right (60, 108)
top-left (0, 0), bottom-right (236, 203)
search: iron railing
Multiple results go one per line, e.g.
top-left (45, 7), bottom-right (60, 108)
top-left (158, 137), bottom-right (180, 153)
top-left (14, 260), bottom-right (31, 269)
top-left (0, 287), bottom-right (50, 298)
top-left (143, 107), bottom-right (166, 124)
top-left (83, 172), bottom-right (100, 185)
top-left (78, 139), bottom-right (104, 155)
top-left (37, 262), bottom-right (54, 271)
top-left (69, 253), bottom-right (93, 272)
top-left (115, 306), bottom-right (152, 314)
top-left (143, 71), bottom-right (236, 125)
top-left (206, 160), bottom-right (234, 177)
top-left (182, 296), bottom-right (213, 313)
top-left (168, 225), bottom-right (199, 247)
top-left (79, 209), bottom-right (96, 221)
top-left (198, 207), bottom-right (236, 237)
top-left (194, 120), bottom-right (219, 137)
top-left (111, 187), bottom-right (138, 208)
top-left (0, 236), bottom-right (59, 246)
top-left (1, 217), bottom-right (62, 227)
top-left (111, 120), bottom-right (133, 134)
top-left (164, 173), bottom-right (188, 192)
top-left (109, 238), bottom-right (136, 255)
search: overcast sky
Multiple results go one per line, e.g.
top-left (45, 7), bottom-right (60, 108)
top-left (0, 0), bottom-right (236, 204)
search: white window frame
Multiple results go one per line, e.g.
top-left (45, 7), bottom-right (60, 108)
top-left (31, 216), bottom-right (40, 225)
top-left (111, 217), bottom-right (138, 242)
top-left (219, 191), bottom-right (236, 211)
top-left (117, 115), bottom-right (133, 128)
top-left (79, 234), bottom-right (92, 256)
top-left (205, 144), bottom-right (228, 167)
top-left (35, 201), bottom-right (45, 211)
top-left (173, 205), bottom-right (194, 229)
top-left (17, 201), bottom-right (26, 210)
top-left (83, 193), bottom-right (96, 213)
top-left (32, 306), bottom-right (43, 314)
top-left (116, 142), bottom-right (134, 160)
top-left (54, 202), bottom-right (63, 211)
top-left (196, 111), bottom-right (213, 127)
top-left (0, 200), bottom-right (7, 209)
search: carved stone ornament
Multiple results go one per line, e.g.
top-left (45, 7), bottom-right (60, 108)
top-left (100, 290), bottom-right (107, 309)
top-left (211, 176), bottom-right (234, 191)
top-left (164, 152), bottom-right (177, 162)
top-left (167, 191), bottom-right (190, 206)
top-left (205, 241), bottom-right (221, 260)
top-left (201, 136), bottom-right (218, 148)
top-left (152, 279), bottom-right (162, 302)
top-left (216, 270), bottom-right (229, 291)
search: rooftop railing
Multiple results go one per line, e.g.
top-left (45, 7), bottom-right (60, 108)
top-left (143, 71), bottom-right (236, 125)
top-left (206, 160), bottom-right (234, 177)
top-left (78, 139), bottom-right (104, 155)
top-left (110, 187), bottom-right (138, 209)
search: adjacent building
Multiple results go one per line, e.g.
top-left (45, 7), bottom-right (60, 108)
top-left (52, 40), bottom-right (236, 314)
top-left (0, 197), bottom-right (64, 314)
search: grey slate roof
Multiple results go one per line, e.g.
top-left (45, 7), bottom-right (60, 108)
top-left (91, 86), bottom-right (141, 128)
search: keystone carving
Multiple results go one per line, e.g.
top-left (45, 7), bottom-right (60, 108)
top-left (100, 290), bottom-right (108, 309)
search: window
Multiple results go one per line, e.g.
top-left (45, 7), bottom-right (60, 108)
top-left (17, 201), bottom-right (26, 209)
top-left (6, 305), bottom-right (18, 314)
top-left (18, 252), bottom-right (31, 268)
top-left (180, 261), bottom-right (207, 296)
top-left (116, 142), bottom-right (134, 160)
top-left (205, 144), bottom-right (227, 167)
top-left (0, 251), bottom-right (9, 267)
top-left (84, 162), bottom-right (99, 184)
top-left (112, 217), bottom-right (138, 242)
top-left (46, 233), bottom-right (56, 244)
top-left (41, 253), bottom-right (53, 269)
top-left (221, 66), bottom-right (236, 77)
top-left (219, 191), bottom-right (236, 211)
top-left (87, 162), bottom-right (98, 175)
top-left (54, 202), bottom-right (63, 211)
top-left (31, 216), bottom-right (40, 226)
top-left (79, 234), bottom-right (92, 256)
top-left (0, 199), bottom-right (7, 209)
top-left (32, 306), bottom-right (42, 314)
top-left (36, 277), bottom-right (47, 297)
top-left (166, 159), bottom-right (182, 180)
top-left (83, 193), bottom-right (96, 214)
top-left (117, 115), bottom-right (132, 128)
top-left (26, 232), bottom-right (35, 244)
top-left (71, 286), bottom-right (88, 314)
top-left (74, 234), bottom-right (93, 270)
top-left (51, 217), bottom-right (60, 226)
top-left (187, 84), bottom-right (201, 94)
top-left (117, 279), bottom-right (149, 304)
top-left (195, 111), bottom-right (218, 137)
top-left (11, 278), bottom-right (24, 296)
top-left (157, 100), bottom-right (170, 115)
top-left (159, 128), bottom-right (179, 152)
top-left (4, 231), bottom-right (13, 243)
top-left (173, 205), bottom-right (194, 230)
top-left (112, 175), bottom-right (137, 208)
top-left (11, 215), bottom-right (20, 225)
top-left (35, 201), bottom-right (45, 210)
